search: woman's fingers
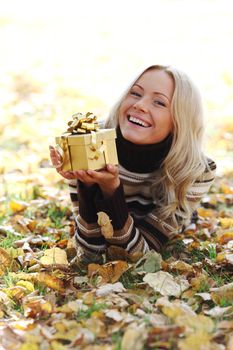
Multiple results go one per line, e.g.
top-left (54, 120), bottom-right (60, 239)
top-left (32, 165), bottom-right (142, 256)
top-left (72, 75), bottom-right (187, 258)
top-left (49, 145), bottom-right (62, 167)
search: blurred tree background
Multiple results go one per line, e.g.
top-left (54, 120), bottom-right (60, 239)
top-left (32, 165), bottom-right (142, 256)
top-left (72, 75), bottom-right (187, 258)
top-left (0, 0), bottom-right (233, 197)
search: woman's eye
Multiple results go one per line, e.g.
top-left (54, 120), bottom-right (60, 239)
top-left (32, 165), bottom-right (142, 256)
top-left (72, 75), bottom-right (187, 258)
top-left (130, 91), bottom-right (141, 97)
top-left (154, 100), bottom-right (166, 107)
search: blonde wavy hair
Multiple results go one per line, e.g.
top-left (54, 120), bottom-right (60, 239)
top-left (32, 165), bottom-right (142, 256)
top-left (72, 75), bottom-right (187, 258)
top-left (105, 65), bottom-right (208, 228)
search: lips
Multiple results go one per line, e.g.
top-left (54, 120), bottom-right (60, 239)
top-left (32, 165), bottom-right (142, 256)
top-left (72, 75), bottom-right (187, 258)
top-left (127, 115), bottom-right (151, 128)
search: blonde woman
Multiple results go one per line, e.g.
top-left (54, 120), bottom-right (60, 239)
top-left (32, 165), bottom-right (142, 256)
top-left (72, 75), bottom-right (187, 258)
top-left (50, 65), bottom-right (216, 263)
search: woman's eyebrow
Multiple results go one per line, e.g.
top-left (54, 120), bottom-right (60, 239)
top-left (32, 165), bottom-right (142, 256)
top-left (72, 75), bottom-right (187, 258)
top-left (133, 83), bottom-right (170, 102)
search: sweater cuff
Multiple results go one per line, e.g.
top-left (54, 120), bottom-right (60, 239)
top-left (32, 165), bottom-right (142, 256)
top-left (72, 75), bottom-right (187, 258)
top-left (95, 182), bottom-right (128, 230)
top-left (78, 181), bottom-right (100, 223)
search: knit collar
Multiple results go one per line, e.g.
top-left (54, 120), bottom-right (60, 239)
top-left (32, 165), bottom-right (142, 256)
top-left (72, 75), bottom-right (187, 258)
top-left (116, 126), bottom-right (172, 173)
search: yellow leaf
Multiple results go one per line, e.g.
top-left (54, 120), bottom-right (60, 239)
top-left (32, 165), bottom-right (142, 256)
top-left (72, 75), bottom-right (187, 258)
top-left (97, 211), bottom-right (114, 238)
top-left (40, 247), bottom-right (69, 266)
top-left (121, 327), bottom-right (146, 350)
top-left (217, 231), bottom-right (233, 245)
top-left (16, 280), bottom-right (35, 293)
top-left (197, 207), bottom-right (216, 218)
top-left (216, 252), bottom-right (226, 262)
top-left (170, 260), bottom-right (193, 274)
top-left (37, 272), bottom-right (65, 293)
top-left (0, 247), bottom-right (13, 276)
top-left (219, 218), bottom-right (233, 229)
top-left (220, 183), bottom-right (233, 195)
top-left (9, 200), bottom-right (28, 213)
top-left (178, 331), bottom-right (212, 350)
top-left (4, 286), bottom-right (27, 300)
top-left (176, 314), bottom-right (214, 333)
top-left (19, 344), bottom-right (39, 350)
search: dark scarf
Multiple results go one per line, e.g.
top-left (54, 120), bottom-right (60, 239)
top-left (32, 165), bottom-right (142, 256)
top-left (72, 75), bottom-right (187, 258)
top-left (116, 126), bottom-right (172, 173)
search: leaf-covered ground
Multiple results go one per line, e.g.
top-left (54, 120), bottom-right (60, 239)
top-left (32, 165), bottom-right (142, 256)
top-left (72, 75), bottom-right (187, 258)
top-left (0, 71), bottom-right (232, 349)
top-left (0, 170), bottom-right (233, 350)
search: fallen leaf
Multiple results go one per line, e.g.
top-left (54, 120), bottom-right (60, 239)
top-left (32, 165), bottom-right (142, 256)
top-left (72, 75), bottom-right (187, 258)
top-left (217, 231), bottom-right (233, 245)
top-left (0, 247), bottom-right (13, 276)
top-left (134, 250), bottom-right (162, 273)
top-left (88, 261), bottom-right (128, 284)
top-left (219, 218), bottom-right (233, 229)
top-left (40, 247), bottom-right (69, 266)
top-left (37, 272), bottom-right (66, 293)
top-left (16, 281), bottom-right (35, 293)
top-left (143, 271), bottom-right (190, 297)
top-left (96, 282), bottom-right (125, 296)
top-left (176, 314), bottom-right (215, 334)
top-left (97, 211), bottom-right (114, 238)
top-left (169, 260), bottom-right (193, 274)
top-left (23, 298), bottom-right (53, 318)
top-left (178, 331), bottom-right (212, 350)
top-left (197, 207), bottom-right (216, 218)
top-left (9, 200), bottom-right (29, 213)
top-left (205, 305), bottom-right (233, 318)
top-left (210, 282), bottom-right (233, 305)
top-left (121, 327), bottom-right (147, 350)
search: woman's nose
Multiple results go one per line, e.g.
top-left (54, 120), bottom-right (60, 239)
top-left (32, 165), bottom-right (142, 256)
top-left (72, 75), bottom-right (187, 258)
top-left (133, 98), bottom-right (148, 112)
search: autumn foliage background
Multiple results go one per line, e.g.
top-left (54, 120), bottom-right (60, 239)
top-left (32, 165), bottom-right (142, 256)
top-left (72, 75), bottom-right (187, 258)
top-left (0, 1), bottom-right (233, 349)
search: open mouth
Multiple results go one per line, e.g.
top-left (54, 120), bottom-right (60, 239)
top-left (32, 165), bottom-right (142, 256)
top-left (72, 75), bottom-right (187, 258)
top-left (127, 115), bottom-right (151, 128)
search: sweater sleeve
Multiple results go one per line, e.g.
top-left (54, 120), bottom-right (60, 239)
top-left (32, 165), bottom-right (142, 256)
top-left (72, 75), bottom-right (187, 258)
top-left (67, 179), bottom-right (106, 257)
top-left (94, 159), bottom-right (217, 253)
top-left (95, 182), bottom-right (150, 253)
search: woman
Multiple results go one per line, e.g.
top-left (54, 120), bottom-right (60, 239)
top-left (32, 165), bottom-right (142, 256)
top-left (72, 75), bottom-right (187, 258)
top-left (50, 65), bottom-right (216, 263)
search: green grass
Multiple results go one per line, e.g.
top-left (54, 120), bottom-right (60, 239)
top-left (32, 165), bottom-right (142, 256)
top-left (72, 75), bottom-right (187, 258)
top-left (76, 302), bottom-right (107, 322)
top-left (112, 331), bottom-right (123, 350)
top-left (47, 204), bottom-right (71, 228)
top-left (119, 269), bottom-right (143, 289)
top-left (0, 230), bottom-right (24, 249)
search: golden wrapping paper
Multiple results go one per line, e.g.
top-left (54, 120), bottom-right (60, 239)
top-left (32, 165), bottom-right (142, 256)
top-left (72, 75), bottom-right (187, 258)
top-left (55, 112), bottom-right (118, 171)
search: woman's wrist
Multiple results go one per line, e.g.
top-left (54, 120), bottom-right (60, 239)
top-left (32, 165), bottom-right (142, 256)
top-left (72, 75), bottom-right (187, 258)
top-left (100, 179), bottom-right (120, 198)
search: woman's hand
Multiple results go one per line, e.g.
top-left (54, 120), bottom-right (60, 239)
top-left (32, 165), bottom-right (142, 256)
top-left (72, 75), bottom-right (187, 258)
top-left (49, 145), bottom-right (92, 182)
top-left (49, 146), bottom-right (119, 193)
top-left (85, 164), bottom-right (120, 197)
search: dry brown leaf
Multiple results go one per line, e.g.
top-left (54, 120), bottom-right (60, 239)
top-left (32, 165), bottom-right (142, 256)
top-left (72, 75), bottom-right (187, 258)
top-left (97, 211), bottom-right (114, 238)
top-left (4, 286), bottom-right (27, 301)
top-left (169, 260), bottom-right (193, 274)
top-left (217, 231), bottom-right (233, 245)
top-left (106, 245), bottom-right (129, 261)
top-left (0, 247), bottom-right (13, 276)
top-left (37, 272), bottom-right (65, 293)
top-left (211, 282), bottom-right (233, 305)
top-left (23, 298), bottom-right (53, 318)
top-left (88, 261), bottom-right (128, 284)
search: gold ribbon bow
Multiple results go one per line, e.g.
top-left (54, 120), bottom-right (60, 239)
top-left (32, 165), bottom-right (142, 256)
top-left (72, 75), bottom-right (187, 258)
top-left (66, 112), bottom-right (99, 135)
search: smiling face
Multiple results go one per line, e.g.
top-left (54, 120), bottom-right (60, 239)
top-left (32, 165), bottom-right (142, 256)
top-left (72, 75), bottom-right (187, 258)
top-left (118, 69), bottom-right (174, 145)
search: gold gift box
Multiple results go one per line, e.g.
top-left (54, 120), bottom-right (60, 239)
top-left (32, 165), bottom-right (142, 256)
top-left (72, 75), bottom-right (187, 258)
top-left (55, 128), bottom-right (118, 171)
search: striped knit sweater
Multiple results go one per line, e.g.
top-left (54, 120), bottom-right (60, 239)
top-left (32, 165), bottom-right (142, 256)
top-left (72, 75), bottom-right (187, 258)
top-left (68, 130), bottom-right (216, 260)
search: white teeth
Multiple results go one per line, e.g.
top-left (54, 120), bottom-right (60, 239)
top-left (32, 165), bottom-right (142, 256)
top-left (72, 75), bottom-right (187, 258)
top-left (128, 116), bottom-right (149, 127)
